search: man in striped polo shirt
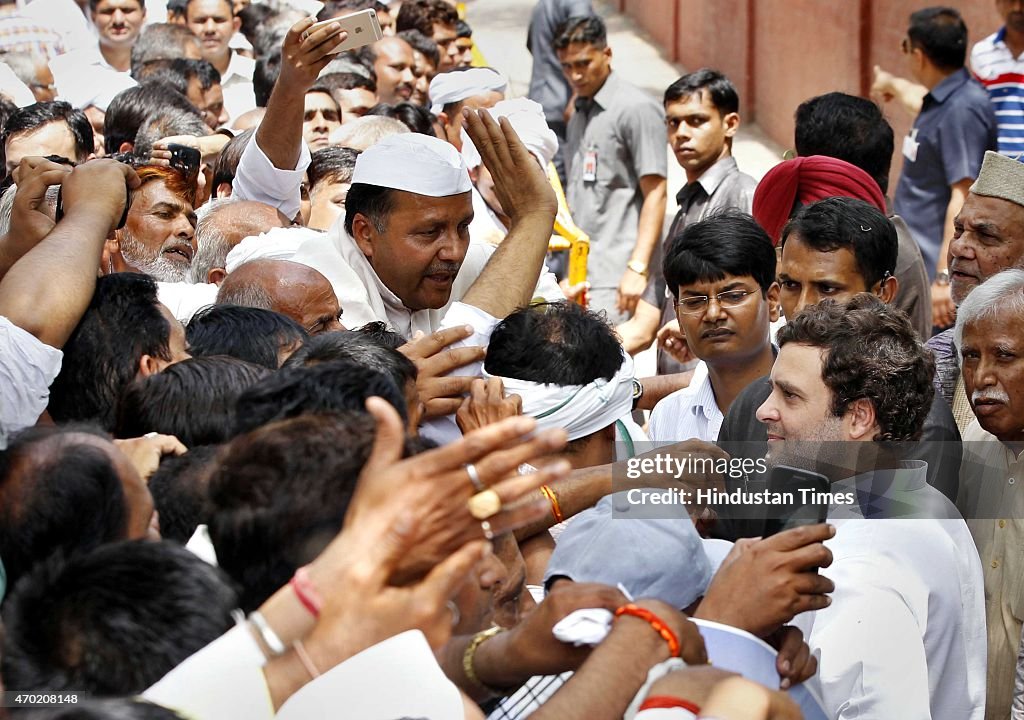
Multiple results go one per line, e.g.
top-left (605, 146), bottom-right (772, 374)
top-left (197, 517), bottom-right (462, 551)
top-left (972, 0), bottom-right (1024, 157)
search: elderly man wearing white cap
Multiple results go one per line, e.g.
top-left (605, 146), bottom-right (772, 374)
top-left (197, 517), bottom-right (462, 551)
top-left (928, 150), bottom-right (1024, 433)
top-left (428, 66), bottom-right (507, 150)
top-left (291, 115), bottom-right (563, 339)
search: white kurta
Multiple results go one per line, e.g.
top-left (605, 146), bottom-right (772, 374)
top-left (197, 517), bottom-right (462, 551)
top-left (792, 463), bottom-right (987, 719)
top-left (291, 225), bottom-right (563, 339)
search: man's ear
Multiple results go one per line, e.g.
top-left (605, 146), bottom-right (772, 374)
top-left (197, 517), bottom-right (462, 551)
top-left (437, 110), bottom-right (450, 128)
top-left (878, 275), bottom-right (899, 305)
top-left (602, 46), bottom-right (612, 62)
top-left (723, 111), bottom-right (740, 138)
top-left (216, 182), bottom-right (232, 198)
top-left (766, 281), bottom-right (781, 323)
top-left (138, 354), bottom-right (163, 378)
top-left (119, 141), bottom-right (134, 154)
top-left (351, 213), bottom-right (376, 260)
top-left (846, 397), bottom-right (878, 441)
top-left (232, 16), bottom-right (241, 34)
top-left (207, 267), bottom-right (226, 284)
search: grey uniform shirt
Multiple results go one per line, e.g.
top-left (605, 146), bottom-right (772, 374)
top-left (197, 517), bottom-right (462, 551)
top-left (565, 71), bottom-right (667, 322)
top-left (645, 155), bottom-right (756, 375)
top-left (526, 0), bottom-right (594, 124)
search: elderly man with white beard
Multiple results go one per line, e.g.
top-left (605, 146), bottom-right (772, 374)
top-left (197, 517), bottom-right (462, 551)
top-left (102, 165), bottom-right (197, 284)
top-left (956, 269), bottom-right (1024, 720)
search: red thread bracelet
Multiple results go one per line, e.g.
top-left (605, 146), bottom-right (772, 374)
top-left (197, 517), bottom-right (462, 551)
top-left (290, 566), bottom-right (323, 618)
top-left (639, 696), bottom-right (701, 714)
top-left (614, 603), bottom-right (681, 658)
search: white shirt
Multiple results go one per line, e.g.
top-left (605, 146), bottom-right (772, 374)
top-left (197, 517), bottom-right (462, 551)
top-left (648, 361), bottom-right (723, 444)
top-left (50, 44), bottom-right (136, 109)
top-left (292, 224), bottom-right (564, 339)
top-left (157, 282), bottom-right (219, 324)
top-left (0, 315), bottom-right (62, 448)
top-left (793, 463), bottom-right (987, 720)
top-left (220, 52), bottom-right (257, 123)
top-left (144, 627), bottom-right (462, 720)
top-left (232, 137), bottom-right (312, 223)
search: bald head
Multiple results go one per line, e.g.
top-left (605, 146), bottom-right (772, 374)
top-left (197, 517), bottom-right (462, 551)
top-left (216, 259), bottom-right (344, 335)
top-left (191, 201), bottom-right (292, 284)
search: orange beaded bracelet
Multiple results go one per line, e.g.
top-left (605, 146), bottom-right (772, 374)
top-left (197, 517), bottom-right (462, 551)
top-left (614, 603), bottom-right (681, 658)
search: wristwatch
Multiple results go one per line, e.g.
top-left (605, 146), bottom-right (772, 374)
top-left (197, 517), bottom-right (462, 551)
top-left (627, 260), bottom-right (649, 277)
top-left (631, 378), bottom-right (644, 410)
top-left (935, 269), bottom-right (950, 286)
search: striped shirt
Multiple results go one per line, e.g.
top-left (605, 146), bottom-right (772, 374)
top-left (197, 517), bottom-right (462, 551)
top-left (972, 28), bottom-right (1024, 157)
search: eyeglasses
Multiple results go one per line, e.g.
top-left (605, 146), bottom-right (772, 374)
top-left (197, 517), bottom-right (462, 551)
top-left (675, 289), bottom-right (757, 315)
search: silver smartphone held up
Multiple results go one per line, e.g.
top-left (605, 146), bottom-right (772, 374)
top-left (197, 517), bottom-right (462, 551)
top-left (308, 8), bottom-right (383, 54)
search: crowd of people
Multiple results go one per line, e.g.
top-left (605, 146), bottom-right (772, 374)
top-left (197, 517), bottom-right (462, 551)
top-left (0, 0), bottom-right (1020, 717)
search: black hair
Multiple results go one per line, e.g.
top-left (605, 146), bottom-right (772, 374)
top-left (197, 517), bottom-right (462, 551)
top-left (396, 0), bottom-right (457, 35)
top-left (663, 210), bottom-right (776, 299)
top-left (456, 19), bottom-right (472, 38)
top-left (1, 101), bottom-right (93, 164)
top-left (907, 6), bottom-right (967, 71)
top-left (130, 23), bottom-right (201, 78)
top-left (344, 182), bottom-right (395, 235)
top-left (553, 15), bottom-right (607, 51)
top-left (1, 540), bottom-right (237, 694)
top-left (211, 127), bottom-right (253, 195)
top-left (186, 304), bottom-right (307, 370)
top-left (777, 295), bottom-right (935, 442)
top-left (397, 28), bottom-right (440, 66)
top-left (208, 413), bottom-right (390, 610)
top-left (183, 0), bottom-right (234, 17)
top-left (283, 331), bottom-right (417, 390)
top-left (794, 92), bottom-right (894, 195)
top-left (114, 356), bottom-right (270, 446)
top-left (781, 197), bottom-right (898, 290)
top-left (232, 360), bottom-right (408, 436)
top-left (317, 0), bottom-right (388, 22)
top-left (253, 51), bottom-right (282, 107)
top-left (49, 274), bottom-right (173, 429)
top-left (663, 68), bottom-right (739, 116)
top-left (0, 425), bottom-right (129, 592)
top-left (307, 145), bottom-right (360, 191)
top-left (356, 320), bottom-right (407, 348)
top-left (238, 3), bottom-right (275, 46)
top-left (18, 699), bottom-right (186, 720)
top-left (148, 446), bottom-right (218, 544)
top-left (318, 70), bottom-right (378, 94)
top-left (141, 58), bottom-right (222, 95)
top-left (485, 301), bottom-right (621, 386)
top-left (87, 0), bottom-right (142, 13)
top-left (366, 102), bottom-right (437, 135)
top-left (104, 82), bottom-right (196, 156)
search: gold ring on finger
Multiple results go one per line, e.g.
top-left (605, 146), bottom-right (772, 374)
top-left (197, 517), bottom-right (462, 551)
top-left (468, 489), bottom-right (501, 520)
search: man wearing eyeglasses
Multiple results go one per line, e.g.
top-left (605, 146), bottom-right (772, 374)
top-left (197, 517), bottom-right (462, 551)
top-left (646, 211), bottom-right (778, 444)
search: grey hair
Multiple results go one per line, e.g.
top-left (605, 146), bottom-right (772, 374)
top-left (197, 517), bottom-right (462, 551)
top-left (189, 198), bottom-right (238, 283)
top-left (954, 269), bottom-right (1024, 351)
top-left (332, 116), bottom-right (409, 152)
top-left (133, 108), bottom-right (209, 161)
top-left (1, 52), bottom-right (44, 88)
top-left (215, 272), bottom-right (275, 309)
top-left (0, 183), bottom-right (60, 236)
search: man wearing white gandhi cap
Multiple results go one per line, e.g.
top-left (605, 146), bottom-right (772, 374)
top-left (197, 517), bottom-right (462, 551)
top-left (291, 120), bottom-right (563, 339)
top-left (429, 66), bottom-right (508, 150)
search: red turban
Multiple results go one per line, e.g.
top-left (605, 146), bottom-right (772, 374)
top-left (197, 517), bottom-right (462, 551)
top-left (752, 156), bottom-right (887, 245)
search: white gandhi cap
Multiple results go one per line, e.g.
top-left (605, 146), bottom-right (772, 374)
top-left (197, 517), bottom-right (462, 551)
top-left (351, 133), bottom-right (473, 196)
top-left (429, 67), bottom-right (508, 115)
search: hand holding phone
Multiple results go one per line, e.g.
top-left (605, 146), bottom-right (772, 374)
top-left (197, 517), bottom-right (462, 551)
top-left (305, 8), bottom-right (382, 54)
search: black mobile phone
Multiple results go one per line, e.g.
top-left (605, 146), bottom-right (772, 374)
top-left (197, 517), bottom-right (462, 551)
top-left (762, 464), bottom-right (831, 537)
top-left (168, 143), bottom-right (201, 180)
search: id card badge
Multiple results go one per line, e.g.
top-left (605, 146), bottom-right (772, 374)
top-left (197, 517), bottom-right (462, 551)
top-left (583, 148), bottom-right (598, 182)
top-left (902, 128), bottom-right (919, 163)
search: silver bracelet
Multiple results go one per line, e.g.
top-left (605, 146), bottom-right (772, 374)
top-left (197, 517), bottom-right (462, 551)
top-left (249, 610), bottom-right (286, 656)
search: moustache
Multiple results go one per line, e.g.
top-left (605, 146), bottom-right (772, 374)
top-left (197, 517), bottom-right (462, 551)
top-left (425, 261), bottom-right (460, 277)
top-left (973, 389), bottom-right (1010, 404)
